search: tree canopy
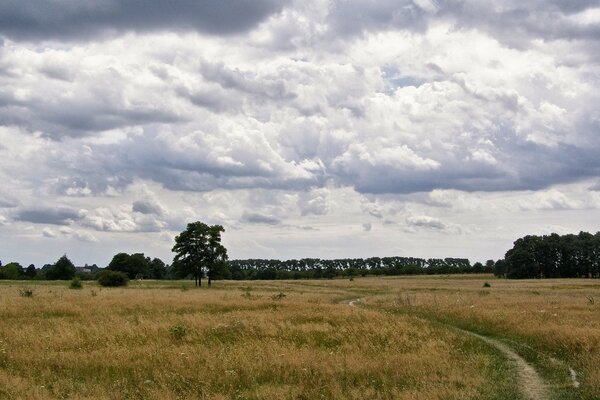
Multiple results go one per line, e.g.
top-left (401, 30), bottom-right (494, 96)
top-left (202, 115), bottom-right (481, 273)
top-left (497, 231), bottom-right (600, 278)
top-left (172, 222), bottom-right (228, 286)
top-left (46, 255), bottom-right (76, 280)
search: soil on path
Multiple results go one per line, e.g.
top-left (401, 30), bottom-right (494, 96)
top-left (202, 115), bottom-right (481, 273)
top-left (458, 328), bottom-right (547, 400)
top-left (345, 298), bottom-right (548, 400)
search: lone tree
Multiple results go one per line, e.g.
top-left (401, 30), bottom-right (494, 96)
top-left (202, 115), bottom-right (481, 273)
top-left (172, 222), bottom-right (228, 287)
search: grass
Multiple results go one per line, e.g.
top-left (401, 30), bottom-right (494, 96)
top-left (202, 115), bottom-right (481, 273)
top-left (0, 276), bottom-right (597, 399)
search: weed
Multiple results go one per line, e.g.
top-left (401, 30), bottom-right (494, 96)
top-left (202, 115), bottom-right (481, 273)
top-left (69, 276), bottom-right (83, 289)
top-left (18, 288), bottom-right (33, 297)
top-left (241, 286), bottom-right (253, 299)
top-left (587, 295), bottom-right (595, 305)
top-left (169, 324), bottom-right (187, 339)
top-left (483, 282), bottom-right (491, 288)
top-left (271, 292), bottom-right (286, 300)
top-left (90, 289), bottom-right (97, 297)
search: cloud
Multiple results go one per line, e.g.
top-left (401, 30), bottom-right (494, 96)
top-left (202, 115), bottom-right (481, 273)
top-left (241, 212), bottom-right (282, 225)
top-left (132, 199), bottom-right (165, 216)
top-left (298, 189), bottom-right (329, 216)
top-left (1, 1), bottom-right (600, 267)
top-left (41, 226), bottom-right (98, 242)
top-left (0, 1), bottom-right (288, 41)
top-left (82, 206), bottom-right (166, 232)
top-left (406, 215), bottom-right (447, 231)
top-left (15, 206), bottom-right (85, 225)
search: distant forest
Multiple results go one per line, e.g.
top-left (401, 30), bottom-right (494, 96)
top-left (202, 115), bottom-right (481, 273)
top-left (497, 231), bottom-right (600, 279)
top-left (1, 231), bottom-right (598, 281)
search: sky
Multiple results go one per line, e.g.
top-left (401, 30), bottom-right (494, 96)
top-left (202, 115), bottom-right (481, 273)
top-left (1, 0), bottom-right (600, 267)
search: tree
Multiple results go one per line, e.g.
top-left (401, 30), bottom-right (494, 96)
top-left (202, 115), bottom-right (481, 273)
top-left (46, 255), bottom-right (76, 280)
top-left (107, 253), bottom-right (150, 279)
top-left (472, 262), bottom-right (484, 273)
top-left (148, 257), bottom-right (167, 279)
top-left (0, 262), bottom-right (24, 280)
top-left (172, 222), bottom-right (228, 287)
top-left (24, 264), bottom-right (37, 279)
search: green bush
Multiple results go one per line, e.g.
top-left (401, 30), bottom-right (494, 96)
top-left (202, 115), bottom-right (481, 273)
top-left (97, 270), bottom-right (129, 287)
top-left (169, 324), bottom-right (187, 339)
top-left (69, 276), bottom-right (83, 289)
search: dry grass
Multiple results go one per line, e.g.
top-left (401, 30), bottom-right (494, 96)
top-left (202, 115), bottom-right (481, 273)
top-left (360, 275), bottom-right (600, 400)
top-left (0, 278), bottom-right (522, 400)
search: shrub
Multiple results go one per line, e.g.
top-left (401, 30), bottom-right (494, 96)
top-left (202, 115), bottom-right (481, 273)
top-left (483, 282), bottom-right (491, 288)
top-left (69, 276), bottom-right (83, 289)
top-left (19, 288), bottom-right (33, 297)
top-left (97, 270), bottom-right (129, 287)
top-left (169, 324), bottom-right (187, 339)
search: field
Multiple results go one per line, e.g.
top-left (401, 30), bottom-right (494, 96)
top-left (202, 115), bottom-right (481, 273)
top-left (0, 276), bottom-right (598, 399)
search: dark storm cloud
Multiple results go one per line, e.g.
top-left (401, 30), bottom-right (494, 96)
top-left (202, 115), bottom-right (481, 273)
top-left (438, 0), bottom-right (600, 48)
top-left (331, 127), bottom-right (600, 195)
top-left (0, 0), bottom-right (287, 41)
top-left (323, 0), bottom-right (600, 50)
top-left (14, 206), bottom-right (84, 225)
top-left (0, 88), bottom-right (185, 138)
top-left (132, 199), bottom-right (164, 215)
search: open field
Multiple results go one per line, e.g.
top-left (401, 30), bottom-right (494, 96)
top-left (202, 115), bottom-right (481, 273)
top-left (0, 276), bottom-right (598, 399)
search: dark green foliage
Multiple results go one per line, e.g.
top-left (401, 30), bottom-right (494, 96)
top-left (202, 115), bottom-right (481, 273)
top-left (169, 324), bottom-right (187, 339)
top-left (0, 262), bottom-right (25, 279)
top-left (45, 255), bottom-right (76, 280)
top-left (502, 231), bottom-right (600, 279)
top-left (148, 257), bottom-right (167, 279)
top-left (24, 264), bottom-right (37, 279)
top-left (472, 262), bottom-right (484, 273)
top-left (106, 253), bottom-right (166, 279)
top-left (172, 221), bottom-right (228, 287)
top-left (97, 270), bottom-right (129, 287)
top-left (107, 252), bottom-right (148, 279)
top-left (225, 256), bottom-right (475, 280)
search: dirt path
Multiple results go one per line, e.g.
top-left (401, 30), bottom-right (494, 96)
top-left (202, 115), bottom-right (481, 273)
top-left (458, 328), bottom-right (547, 400)
top-left (344, 298), bottom-right (548, 400)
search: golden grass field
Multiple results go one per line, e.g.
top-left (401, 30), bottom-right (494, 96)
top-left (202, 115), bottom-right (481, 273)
top-left (0, 275), bottom-right (598, 399)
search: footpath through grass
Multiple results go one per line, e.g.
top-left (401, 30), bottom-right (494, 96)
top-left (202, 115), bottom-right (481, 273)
top-left (362, 276), bottom-right (600, 400)
top-left (0, 277), bottom-right (538, 399)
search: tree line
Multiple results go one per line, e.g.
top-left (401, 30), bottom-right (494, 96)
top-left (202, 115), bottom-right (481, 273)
top-left (6, 222), bottom-right (596, 284)
top-left (0, 254), bottom-right (488, 282)
top-left (226, 257), bottom-right (485, 280)
top-left (494, 231), bottom-right (600, 279)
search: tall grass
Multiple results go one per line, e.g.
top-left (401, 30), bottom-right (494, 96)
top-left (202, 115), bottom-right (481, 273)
top-left (0, 279), bottom-right (519, 399)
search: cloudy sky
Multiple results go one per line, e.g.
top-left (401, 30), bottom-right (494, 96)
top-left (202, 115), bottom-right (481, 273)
top-left (1, 0), bottom-right (600, 267)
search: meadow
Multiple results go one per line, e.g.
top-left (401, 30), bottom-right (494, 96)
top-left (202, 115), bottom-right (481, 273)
top-left (0, 276), bottom-right (598, 399)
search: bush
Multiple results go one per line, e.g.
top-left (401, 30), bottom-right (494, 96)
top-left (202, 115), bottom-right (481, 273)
top-left (483, 281), bottom-right (491, 288)
top-left (97, 270), bottom-right (129, 287)
top-left (69, 276), bottom-right (83, 289)
top-left (19, 288), bottom-right (33, 297)
top-left (169, 324), bottom-right (187, 339)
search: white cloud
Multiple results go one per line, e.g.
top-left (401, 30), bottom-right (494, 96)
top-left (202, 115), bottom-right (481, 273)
top-left (0, 1), bottom-right (599, 266)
